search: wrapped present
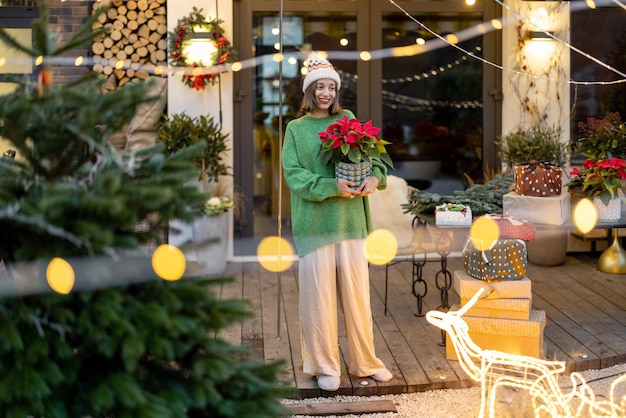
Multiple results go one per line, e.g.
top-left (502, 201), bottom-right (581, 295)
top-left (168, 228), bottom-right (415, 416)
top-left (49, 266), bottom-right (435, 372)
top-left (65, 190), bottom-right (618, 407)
top-left (459, 297), bottom-right (532, 320)
top-left (478, 213), bottom-right (535, 241)
top-left (503, 192), bottom-right (570, 225)
top-left (435, 203), bottom-right (472, 226)
top-left (463, 238), bottom-right (527, 282)
top-left (454, 270), bottom-right (532, 300)
top-left (446, 306), bottom-right (546, 360)
top-left (514, 160), bottom-right (562, 197)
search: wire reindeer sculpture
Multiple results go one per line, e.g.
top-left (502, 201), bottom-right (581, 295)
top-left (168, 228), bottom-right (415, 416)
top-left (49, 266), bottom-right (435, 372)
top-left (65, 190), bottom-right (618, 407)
top-left (426, 288), bottom-right (626, 418)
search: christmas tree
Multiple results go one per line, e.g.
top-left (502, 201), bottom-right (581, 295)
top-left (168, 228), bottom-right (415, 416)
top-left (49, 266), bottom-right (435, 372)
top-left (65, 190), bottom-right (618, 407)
top-left (0, 2), bottom-right (291, 416)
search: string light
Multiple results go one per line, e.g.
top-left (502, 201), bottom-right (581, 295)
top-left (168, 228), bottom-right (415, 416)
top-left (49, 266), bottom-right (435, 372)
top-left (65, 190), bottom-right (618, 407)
top-left (493, 0), bottom-right (626, 81)
top-left (4, 0), bottom-right (622, 89)
top-left (386, 0), bottom-right (626, 87)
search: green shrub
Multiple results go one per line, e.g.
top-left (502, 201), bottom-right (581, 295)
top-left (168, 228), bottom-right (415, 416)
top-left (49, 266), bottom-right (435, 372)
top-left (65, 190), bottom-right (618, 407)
top-left (496, 125), bottom-right (569, 169)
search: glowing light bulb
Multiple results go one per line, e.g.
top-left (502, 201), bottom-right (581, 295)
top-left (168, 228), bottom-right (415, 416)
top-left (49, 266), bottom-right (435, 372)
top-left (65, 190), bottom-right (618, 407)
top-left (257, 236), bottom-right (295, 272)
top-left (469, 216), bottom-right (500, 251)
top-left (46, 257), bottom-right (75, 294)
top-left (365, 229), bottom-right (398, 265)
top-left (152, 245), bottom-right (186, 281)
top-left (573, 198), bottom-right (598, 234)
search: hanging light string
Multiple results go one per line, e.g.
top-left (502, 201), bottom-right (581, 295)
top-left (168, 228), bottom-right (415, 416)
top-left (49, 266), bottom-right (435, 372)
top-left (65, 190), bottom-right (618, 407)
top-left (338, 69), bottom-right (483, 111)
top-left (492, 0), bottom-right (626, 82)
top-left (381, 51), bottom-right (477, 85)
top-left (386, 0), bottom-right (626, 87)
top-left (18, 0), bottom-right (625, 88)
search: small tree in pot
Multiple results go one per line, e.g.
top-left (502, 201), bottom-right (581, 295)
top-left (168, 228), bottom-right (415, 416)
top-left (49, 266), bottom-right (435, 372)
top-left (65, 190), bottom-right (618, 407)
top-left (159, 112), bottom-right (231, 192)
top-left (159, 113), bottom-right (237, 274)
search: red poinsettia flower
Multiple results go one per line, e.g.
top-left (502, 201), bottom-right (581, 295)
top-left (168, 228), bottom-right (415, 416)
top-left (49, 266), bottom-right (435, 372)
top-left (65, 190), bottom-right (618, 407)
top-left (568, 157), bottom-right (626, 203)
top-left (318, 115), bottom-right (393, 168)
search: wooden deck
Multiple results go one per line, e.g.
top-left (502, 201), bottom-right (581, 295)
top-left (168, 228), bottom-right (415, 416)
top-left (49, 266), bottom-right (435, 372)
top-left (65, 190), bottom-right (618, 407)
top-left (217, 253), bottom-right (626, 399)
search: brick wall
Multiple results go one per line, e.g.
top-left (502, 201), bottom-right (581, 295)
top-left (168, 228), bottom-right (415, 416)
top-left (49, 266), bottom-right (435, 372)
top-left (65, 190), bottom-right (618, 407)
top-left (47, 0), bottom-right (92, 85)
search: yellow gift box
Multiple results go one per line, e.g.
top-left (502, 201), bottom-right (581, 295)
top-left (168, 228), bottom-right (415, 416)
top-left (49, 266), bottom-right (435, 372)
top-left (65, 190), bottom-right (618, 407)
top-left (453, 270), bottom-right (532, 301)
top-left (446, 306), bottom-right (546, 360)
top-left (459, 297), bottom-right (532, 320)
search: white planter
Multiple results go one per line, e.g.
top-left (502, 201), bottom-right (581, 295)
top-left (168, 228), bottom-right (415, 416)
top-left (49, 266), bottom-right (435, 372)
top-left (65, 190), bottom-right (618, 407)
top-left (191, 213), bottom-right (229, 275)
top-left (593, 196), bottom-right (621, 222)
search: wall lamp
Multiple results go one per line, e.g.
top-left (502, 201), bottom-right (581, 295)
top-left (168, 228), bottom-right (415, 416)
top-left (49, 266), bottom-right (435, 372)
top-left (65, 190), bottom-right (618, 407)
top-left (529, 31), bottom-right (554, 41)
top-left (184, 32), bottom-right (218, 66)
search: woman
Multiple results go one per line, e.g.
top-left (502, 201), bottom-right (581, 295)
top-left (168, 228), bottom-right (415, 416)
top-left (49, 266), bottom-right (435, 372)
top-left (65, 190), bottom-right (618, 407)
top-left (282, 52), bottom-right (393, 392)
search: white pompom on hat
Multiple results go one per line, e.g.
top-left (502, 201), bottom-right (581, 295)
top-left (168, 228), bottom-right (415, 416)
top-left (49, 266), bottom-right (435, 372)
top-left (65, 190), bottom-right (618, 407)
top-left (302, 52), bottom-right (341, 93)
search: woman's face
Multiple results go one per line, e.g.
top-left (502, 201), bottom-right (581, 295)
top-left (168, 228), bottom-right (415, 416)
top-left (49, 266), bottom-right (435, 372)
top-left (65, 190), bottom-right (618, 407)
top-left (313, 79), bottom-right (337, 111)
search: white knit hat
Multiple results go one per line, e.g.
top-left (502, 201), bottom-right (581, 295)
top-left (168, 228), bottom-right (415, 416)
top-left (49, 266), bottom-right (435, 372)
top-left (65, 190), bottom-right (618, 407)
top-left (302, 52), bottom-right (341, 93)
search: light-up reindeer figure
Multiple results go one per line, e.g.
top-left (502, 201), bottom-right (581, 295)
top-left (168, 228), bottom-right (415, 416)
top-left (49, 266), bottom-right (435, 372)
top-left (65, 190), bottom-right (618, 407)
top-left (426, 289), bottom-right (626, 418)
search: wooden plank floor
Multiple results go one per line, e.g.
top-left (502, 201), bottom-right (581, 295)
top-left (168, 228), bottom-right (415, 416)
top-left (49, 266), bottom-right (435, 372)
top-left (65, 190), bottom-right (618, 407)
top-left (218, 253), bottom-right (626, 399)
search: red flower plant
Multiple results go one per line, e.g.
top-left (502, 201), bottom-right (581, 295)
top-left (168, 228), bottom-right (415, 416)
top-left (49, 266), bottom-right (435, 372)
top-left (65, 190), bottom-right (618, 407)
top-left (318, 115), bottom-right (393, 168)
top-left (569, 157), bottom-right (626, 204)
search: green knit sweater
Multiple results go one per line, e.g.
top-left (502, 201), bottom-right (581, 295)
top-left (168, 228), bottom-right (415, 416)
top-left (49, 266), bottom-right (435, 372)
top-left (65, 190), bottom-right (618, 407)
top-left (282, 110), bottom-right (387, 256)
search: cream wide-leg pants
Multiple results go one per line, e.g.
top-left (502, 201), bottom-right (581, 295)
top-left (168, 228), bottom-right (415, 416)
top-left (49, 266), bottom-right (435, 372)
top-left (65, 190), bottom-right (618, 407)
top-left (298, 239), bottom-right (386, 378)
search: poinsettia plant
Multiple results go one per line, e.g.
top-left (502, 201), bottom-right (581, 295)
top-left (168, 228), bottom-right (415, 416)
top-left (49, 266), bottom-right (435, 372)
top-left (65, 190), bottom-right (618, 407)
top-left (568, 157), bottom-right (626, 204)
top-left (318, 115), bottom-right (393, 168)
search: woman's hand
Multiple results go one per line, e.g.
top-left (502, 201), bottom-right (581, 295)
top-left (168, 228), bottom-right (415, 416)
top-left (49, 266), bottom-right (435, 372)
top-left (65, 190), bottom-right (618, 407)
top-left (337, 178), bottom-right (358, 199)
top-left (357, 176), bottom-right (380, 196)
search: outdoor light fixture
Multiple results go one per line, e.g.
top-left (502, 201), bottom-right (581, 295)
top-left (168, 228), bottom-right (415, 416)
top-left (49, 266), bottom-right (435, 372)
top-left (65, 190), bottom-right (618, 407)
top-left (184, 31), bottom-right (218, 66)
top-left (529, 31), bottom-right (554, 41)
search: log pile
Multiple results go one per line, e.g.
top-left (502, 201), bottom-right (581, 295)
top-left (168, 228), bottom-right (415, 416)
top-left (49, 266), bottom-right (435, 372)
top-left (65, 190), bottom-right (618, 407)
top-left (91, 0), bottom-right (167, 90)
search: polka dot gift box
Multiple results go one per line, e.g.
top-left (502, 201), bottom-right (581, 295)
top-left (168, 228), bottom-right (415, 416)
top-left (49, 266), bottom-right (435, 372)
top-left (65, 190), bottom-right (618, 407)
top-left (513, 160), bottom-right (562, 197)
top-left (463, 238), bottom-right (527, 282)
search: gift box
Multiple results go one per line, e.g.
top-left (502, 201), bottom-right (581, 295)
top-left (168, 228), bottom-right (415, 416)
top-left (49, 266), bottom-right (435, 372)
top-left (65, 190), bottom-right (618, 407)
top-left (478, 213), bottom-right (535, 241)
top-left (463, 238), bottom-right (527, 281)
top-left (435, 203), bottom-right (472, 226)
top-left (453, 270), bottom-right (532, 300)
top-left (446, 307), bottom-right (546, 360)
top-left (514, 161), bottom-right (562, 197)
top-left (458, 297), bottom-right (532, 320)
top-left (503, 192), bottom-right (570, 226)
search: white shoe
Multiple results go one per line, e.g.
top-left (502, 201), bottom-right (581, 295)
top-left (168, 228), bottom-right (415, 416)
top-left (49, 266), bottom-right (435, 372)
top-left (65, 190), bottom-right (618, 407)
top-left (371, 369), bottom-right (393, 382)
top-left (317, 375), bottom-right (340, 391)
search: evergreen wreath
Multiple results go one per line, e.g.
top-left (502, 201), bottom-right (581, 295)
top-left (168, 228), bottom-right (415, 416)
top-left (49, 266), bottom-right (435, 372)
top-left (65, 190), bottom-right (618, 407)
top-left (169, 7), bottom-right (235, 91)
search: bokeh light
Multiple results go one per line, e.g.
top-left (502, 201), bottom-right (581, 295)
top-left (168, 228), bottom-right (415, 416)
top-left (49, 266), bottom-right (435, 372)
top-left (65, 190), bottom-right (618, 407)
top-left (257, 236), bottom-right (295, 272)
top-left (469, 216), bottom-right (500, 251)
top-left (46, 257), bottom-right (75, 295)
top-left (365, 229), bottom-right (398, 265)
top-left (573, 198), bottom-right (598, 234)
top-left (152, 244), bottom-right (186, 281)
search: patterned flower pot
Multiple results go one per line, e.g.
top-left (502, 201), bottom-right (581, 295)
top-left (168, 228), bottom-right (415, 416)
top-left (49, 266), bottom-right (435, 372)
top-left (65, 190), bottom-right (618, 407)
top-left (593, 196), bottom-right (621, 222)
top-left (335, 159), bottom-right (372, 187)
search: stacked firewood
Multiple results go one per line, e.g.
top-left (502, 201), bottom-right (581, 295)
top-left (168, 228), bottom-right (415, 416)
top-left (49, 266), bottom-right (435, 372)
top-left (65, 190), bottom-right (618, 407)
top-left (91, 0), bottom-right (167, 90)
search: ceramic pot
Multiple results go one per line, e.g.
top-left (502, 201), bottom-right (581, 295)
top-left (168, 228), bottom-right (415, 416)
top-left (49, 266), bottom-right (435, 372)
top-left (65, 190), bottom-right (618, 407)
top-left (335, 159), bottom-right (372, 187)
top-left (593, 196), bottom-right (621, 222)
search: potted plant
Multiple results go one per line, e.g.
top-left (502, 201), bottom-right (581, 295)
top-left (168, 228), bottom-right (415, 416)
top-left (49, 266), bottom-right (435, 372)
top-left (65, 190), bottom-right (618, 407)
top-left (159, 112), bottom-right (234, 274)
top-left (573, 112), bottom-right (626, 161)
top-left (159, 112), bottom-right (231, 192)
top-left (568, 158), bottom-right (626, 221)
top-left (496, 125), bottom-right (569, 171)
top-left (496, 124), bottom-right (570, 266)
top-left (318, 114), bottom-right (393, 186)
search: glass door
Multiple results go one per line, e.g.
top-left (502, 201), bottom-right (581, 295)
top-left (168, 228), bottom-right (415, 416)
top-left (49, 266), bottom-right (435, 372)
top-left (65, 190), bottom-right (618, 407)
top-left (381, 12), bottom-right (484, 194)
top-left (233, 0), bottom-right (501, 256)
